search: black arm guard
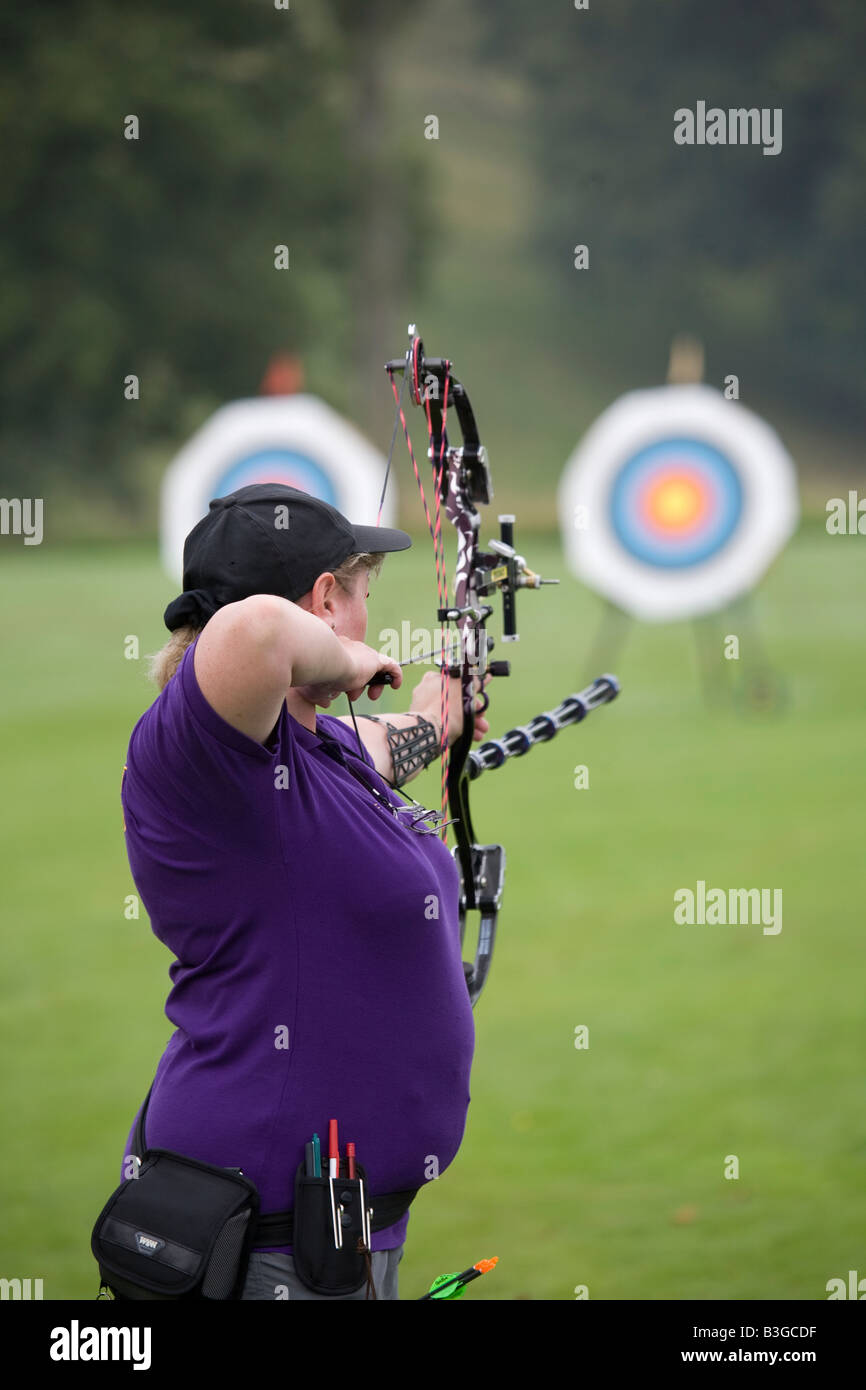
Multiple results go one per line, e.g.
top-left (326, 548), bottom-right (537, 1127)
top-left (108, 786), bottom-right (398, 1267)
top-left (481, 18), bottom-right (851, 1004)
top-left (354, 715), bottom-right (441, 787)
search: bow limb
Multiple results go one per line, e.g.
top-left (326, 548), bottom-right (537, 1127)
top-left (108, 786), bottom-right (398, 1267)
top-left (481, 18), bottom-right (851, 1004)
top-left (442, 430), bottom-right (503, 1007)
top-left (382, 326), bottom-right (551, 1008)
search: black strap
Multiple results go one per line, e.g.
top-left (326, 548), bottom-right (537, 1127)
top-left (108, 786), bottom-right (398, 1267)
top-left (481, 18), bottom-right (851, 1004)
top-left (315, 728), bottom-right (400, 818)
top-left (255, 1188), bottom-right (420, 1245)
top-left (132, 1084), bottom-right (418, 1244)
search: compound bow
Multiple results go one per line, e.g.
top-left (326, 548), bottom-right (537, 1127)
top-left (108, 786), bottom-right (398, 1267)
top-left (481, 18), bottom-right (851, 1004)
top-left (373, 325), bottom-right (619, 1007)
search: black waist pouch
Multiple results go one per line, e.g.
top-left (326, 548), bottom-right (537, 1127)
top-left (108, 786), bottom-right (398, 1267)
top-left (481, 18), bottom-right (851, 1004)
top-left (292, 1161), bottom-right (371, 1297)
top-left (91, 1149), bottom-right (260, 1300)
top-left (93, 1084), bottom-right (419, 1300)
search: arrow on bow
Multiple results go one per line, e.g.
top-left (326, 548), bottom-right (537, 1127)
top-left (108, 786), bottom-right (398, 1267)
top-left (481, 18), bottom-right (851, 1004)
top-left (356, 325), bottom-right (620, 1008)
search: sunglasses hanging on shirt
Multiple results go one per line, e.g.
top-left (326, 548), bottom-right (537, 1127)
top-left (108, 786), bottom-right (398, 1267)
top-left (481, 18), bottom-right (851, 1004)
top-left (316, 726), bottom-right (458, 838)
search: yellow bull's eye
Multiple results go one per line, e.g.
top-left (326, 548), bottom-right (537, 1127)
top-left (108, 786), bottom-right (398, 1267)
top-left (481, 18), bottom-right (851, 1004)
top-left (645, 475), bottom-right (707, 530)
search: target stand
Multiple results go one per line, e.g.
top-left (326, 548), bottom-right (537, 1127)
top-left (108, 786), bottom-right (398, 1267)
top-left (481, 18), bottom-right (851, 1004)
top-left (559, 348), bottom-right (798, 712)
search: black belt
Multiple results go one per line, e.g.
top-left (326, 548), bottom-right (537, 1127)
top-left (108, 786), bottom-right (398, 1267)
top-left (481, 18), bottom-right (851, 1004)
top-left (132, 1082), bottom-right (418, 1246)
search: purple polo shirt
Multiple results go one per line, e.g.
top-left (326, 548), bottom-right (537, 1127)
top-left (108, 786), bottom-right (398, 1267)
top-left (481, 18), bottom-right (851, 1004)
top-left (120, 636), bottom-right (474, 1253)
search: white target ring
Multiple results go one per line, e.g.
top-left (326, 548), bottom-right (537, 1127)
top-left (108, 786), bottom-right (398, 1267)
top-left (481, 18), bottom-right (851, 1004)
top-left (160, 395), bottom-right (393, 585)
top-left (557, 385), bottom-right (799, 621)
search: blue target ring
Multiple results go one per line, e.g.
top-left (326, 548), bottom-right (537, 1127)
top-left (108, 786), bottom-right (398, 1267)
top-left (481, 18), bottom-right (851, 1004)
top-left (610, 438), bottom-right (743, 568)
top-left (214, 449), bottom-right (339, 505)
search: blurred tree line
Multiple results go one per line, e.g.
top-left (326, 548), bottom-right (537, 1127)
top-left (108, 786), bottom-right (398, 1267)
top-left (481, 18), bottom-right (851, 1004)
top-left (475, 0), bottom-right (866, 427)
top-left (0, 0), bottom-right (428, 507)
top-left (0, 0), bottom-right (861, 514)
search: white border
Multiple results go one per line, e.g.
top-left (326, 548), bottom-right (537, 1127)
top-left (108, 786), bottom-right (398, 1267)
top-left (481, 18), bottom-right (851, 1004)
top-left (557, 385), bottom-right (799, 621)
top-left (160, 395), bottom-right (394, 583)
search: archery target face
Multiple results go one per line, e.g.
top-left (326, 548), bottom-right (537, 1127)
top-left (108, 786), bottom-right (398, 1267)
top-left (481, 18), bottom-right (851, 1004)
top-left (160, 395), bottom-right (394, 584)
top-left (557, 385), bottom-right (799, 621)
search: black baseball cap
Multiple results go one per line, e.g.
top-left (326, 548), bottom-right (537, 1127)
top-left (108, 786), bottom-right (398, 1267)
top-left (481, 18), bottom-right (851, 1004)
top-left (163, 483), bottom-right (411, 631)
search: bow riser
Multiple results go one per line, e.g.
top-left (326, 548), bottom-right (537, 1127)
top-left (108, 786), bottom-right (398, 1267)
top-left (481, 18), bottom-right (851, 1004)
top-left (382, 326), bottom-right (578, 1009)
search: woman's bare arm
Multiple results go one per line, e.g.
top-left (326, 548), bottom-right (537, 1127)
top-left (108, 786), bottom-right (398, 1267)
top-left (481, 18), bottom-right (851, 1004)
top-left (193, 594), bottom-right (395, 744)
top-left (334, 670), bottom-right (490, 783)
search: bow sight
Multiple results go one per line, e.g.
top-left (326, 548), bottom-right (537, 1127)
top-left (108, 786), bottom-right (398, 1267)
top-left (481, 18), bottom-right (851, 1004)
top-left (384, 326), bottom-right (556, 671)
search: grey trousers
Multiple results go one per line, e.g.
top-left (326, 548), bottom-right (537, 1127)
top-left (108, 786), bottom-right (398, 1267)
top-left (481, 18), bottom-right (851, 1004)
top-left (240, 1246), bottom-right (404, 1301)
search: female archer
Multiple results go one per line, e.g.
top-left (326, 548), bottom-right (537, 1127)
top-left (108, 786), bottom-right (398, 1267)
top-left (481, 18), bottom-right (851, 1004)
top-left (118, 482), bottom-right (489, 1301)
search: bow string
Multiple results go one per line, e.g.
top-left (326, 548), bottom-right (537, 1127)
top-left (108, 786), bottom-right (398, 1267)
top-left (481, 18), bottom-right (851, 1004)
top-left (361, 324), bottom-right (620, 1008)
top-left (377, 325), bottom-right (558, 1005)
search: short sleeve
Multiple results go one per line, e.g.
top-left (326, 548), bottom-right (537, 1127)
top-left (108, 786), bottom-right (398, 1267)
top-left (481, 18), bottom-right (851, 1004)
top-left (121, 638), bottom-right (284, 858)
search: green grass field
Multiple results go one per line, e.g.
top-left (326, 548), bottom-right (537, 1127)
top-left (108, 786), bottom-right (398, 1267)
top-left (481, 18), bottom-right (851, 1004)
top-left (1, 523), bottom-right (863, 1300)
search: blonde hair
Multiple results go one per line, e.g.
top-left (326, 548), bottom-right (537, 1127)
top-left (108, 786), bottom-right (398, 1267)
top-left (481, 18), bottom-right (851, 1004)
top-left (147, 552), bottom-right (386, 691)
